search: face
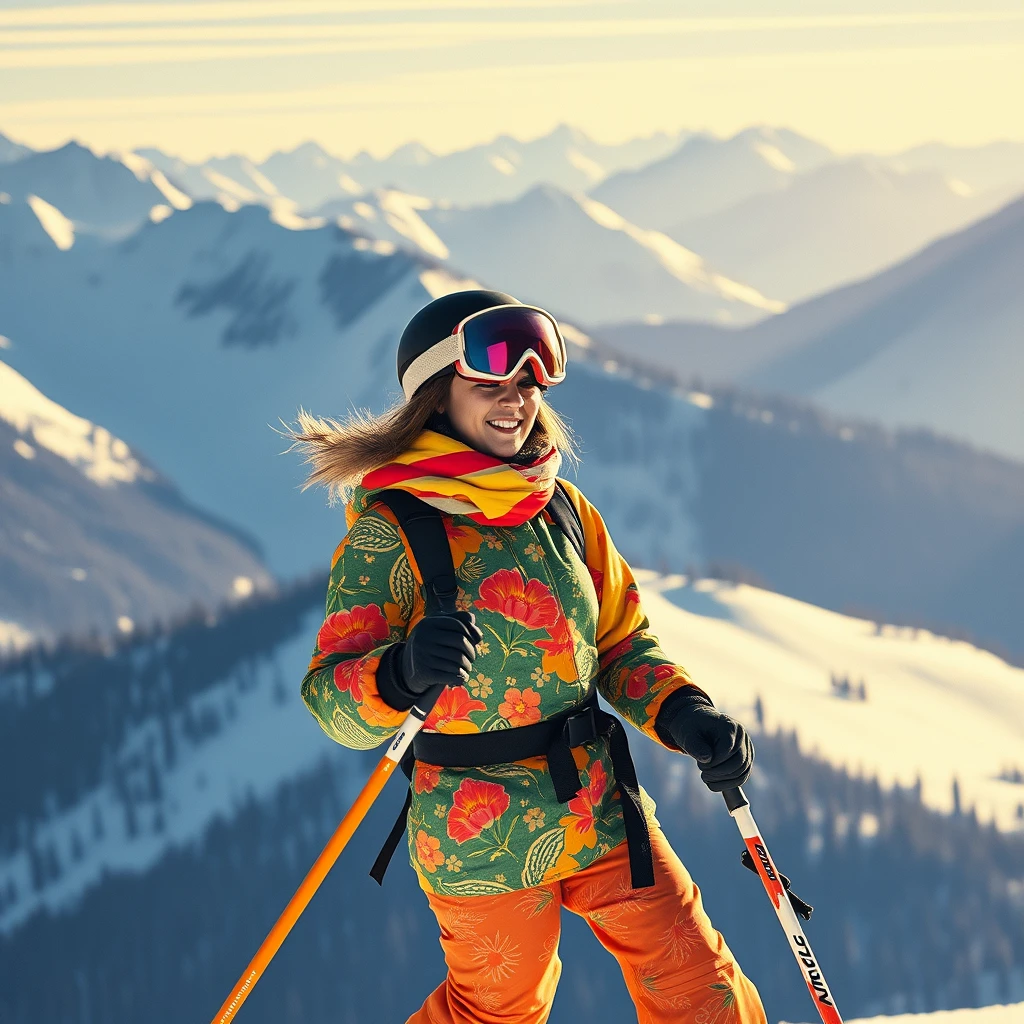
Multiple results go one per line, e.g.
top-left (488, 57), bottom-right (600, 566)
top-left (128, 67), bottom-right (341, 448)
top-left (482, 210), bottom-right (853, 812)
top-left (444, 367), bottom-right (548, 459)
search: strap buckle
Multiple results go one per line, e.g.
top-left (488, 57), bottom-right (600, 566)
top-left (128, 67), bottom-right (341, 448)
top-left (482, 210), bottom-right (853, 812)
top-left (566, 705), bottom-right (597, 747)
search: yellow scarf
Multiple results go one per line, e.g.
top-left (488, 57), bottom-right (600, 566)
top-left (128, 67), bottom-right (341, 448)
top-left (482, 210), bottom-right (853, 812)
top-left (348, 430), bottom-right (561, 528)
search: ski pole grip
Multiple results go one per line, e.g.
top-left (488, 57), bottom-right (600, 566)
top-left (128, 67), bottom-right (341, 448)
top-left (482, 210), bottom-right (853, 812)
top-left (410, 682), bottom-right (447, 721)
top-left (722, 787), bottom-right (749, 813)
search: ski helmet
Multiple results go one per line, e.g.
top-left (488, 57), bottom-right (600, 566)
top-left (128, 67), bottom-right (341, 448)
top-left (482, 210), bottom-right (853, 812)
top-left (397, 289), bottom-right (520, 398)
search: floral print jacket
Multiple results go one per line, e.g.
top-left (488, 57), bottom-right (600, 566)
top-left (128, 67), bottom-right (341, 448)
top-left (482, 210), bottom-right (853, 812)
top-left (301, 479), bottom-right (705, 896)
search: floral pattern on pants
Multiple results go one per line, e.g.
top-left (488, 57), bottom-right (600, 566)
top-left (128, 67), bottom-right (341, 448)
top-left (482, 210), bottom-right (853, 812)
top-left (407, 825), bottom-right (766, 1024)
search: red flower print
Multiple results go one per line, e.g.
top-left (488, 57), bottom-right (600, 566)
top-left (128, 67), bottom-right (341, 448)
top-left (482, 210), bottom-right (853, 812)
top-left (560, 760), bottom-right (608, 855)
top-left (625, 665), bottom-right (652, 700)
top-left (317, 605), bottom-right (389, 655)
top-left (536, 616), bottom-right (577, 682)
top-left (588, 568), bottom-right (605, 603)
top-left (423, 686), bottom-right (486, 732)
top-left (497, 687), bottom-right (542, 726)
top-left (415, 828), bottom-right (445, 873)
top-left (625, 584), bottom-right (641, 606)
top-left (332, 657), bottom-right (366, 702)
top-left (415, 763), bottom-right (442, 794)
top-left (475, 569), bottom-right (558, 629)
top-left (447, 778), bottom-right (511, 844)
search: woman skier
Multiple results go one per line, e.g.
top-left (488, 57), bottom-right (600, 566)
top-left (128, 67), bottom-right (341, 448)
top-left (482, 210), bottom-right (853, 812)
top-left (293, 290), bottom-right (766, 1023)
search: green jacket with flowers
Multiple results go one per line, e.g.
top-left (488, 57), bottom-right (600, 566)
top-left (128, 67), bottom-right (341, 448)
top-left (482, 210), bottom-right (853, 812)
top-left (300, 479), bottom-right (705, 895)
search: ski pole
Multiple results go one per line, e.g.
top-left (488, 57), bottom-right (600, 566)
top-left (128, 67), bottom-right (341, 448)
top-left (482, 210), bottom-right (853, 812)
top-left (210, 683), bottom-right (445, 1024)
top-left (723, 787), bottom-right (845, 1024)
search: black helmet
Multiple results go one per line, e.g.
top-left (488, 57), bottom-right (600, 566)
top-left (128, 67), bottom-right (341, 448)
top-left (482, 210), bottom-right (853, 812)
top-left (397, 289), bottom-right (519, 397)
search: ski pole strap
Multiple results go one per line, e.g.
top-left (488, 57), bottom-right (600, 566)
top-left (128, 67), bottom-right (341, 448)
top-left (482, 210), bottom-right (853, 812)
top-left (369, 688), bottom-right (655, 889)
top-left (740, 849), bottom-right (814, 920)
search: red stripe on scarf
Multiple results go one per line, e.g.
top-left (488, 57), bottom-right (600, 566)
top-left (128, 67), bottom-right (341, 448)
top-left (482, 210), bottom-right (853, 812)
top-left (362, 450), bottom-right (500, 490)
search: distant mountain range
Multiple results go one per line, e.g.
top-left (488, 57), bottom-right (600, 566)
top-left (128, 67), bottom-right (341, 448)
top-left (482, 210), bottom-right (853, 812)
top-left (0, 141), bottom-right (190, 240)
top-left (0, 196), bottom-right (1021, 662)
top-left (0, 130), bottom-right (30, 164)
top-left (135, 123), bottom-right (685, 211)
top-left (598, 194), bottom-right (1024, 466)
top-left (590, 126), bottom-right (836, 231)
top-left (0, 359), bottom-right (273, 647)
top-left (671, 157), bottom-right (1020, 303)
top-left (315, 183), bottom-right (785, 325)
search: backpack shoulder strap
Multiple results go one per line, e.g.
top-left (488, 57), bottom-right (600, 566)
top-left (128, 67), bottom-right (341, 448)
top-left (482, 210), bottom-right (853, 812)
top-left (546, 480), bottom-right (587, 564)
top-left (372, 490), bottom-right (457, 615)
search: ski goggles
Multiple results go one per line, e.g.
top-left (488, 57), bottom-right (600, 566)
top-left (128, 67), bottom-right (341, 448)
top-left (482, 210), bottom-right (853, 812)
top-left (402, 304), bottom-right (567, 400)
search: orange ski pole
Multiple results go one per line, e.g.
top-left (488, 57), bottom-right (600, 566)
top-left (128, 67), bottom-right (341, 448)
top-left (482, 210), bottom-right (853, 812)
top-left (210, 683), bottom-right (443, 1024)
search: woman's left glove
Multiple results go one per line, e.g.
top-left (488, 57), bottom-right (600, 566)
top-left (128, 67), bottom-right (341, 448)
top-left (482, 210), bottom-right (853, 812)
top-left (655, 690), bottom-right (754, 792)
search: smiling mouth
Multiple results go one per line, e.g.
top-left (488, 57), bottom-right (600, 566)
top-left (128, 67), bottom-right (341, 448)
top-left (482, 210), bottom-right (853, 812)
top-left (487, 419), bottom-right (523, 434)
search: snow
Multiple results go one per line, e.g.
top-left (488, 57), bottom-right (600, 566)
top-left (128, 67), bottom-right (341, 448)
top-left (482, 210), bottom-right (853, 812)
top-left (268, 197), bottom-right (325, 231)
top-left (26, 193), bottom-right (73, 249)
top-left (566, 147), bottom-right (605, 184)
top-left (148, 169), bottom-right (192, 210)
top-left (786, 1004), bottom-right (1024, 1024)
top-left (0, 620), bottom-right (33, 653)
top-left (0, 359), bottom-right (148, 485)
top-left (378, 189), bottom-right (450, 260)
top-left (753, 141), bottom-right (797, 173)
top-left (637, 573), bottom-right (1024, 830)
top-left (488, 154), bottom-right (516, 176)
top-left (0, 607), bottom-right (330, 934)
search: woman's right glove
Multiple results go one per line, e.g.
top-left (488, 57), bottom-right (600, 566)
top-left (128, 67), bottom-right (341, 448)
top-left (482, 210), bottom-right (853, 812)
top-left (376, 611), bottom-right (483, 711)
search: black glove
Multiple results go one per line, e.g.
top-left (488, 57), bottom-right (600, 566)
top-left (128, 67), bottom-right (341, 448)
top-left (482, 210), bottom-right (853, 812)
top-left (655, 690), bottom-right (754, 792)
top-left (376, 612), bottom-right (483, 710)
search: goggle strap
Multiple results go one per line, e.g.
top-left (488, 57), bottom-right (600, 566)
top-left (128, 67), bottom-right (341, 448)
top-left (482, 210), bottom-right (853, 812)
top-left (402, 334), bottom-right (461, 401)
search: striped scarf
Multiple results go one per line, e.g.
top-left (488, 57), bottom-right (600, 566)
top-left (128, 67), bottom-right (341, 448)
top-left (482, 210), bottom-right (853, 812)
top-left (347, 430), bottom-right (562, 528)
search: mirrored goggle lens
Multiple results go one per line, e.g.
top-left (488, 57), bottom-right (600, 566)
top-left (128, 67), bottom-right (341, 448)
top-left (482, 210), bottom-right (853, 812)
top-left (460, 308), bottom-right (565, 380)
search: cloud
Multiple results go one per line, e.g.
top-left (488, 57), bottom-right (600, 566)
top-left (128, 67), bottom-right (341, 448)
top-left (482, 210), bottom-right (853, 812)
top-left (3, 42), bottom-right (1021, 122)
top-left (2, 11), bottom-right (1022, 69)
top-left (0, 0), bottom-right (611, 27)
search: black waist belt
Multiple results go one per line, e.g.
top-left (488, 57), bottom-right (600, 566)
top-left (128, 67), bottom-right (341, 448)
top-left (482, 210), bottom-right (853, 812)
top-left (369, 688), bottom-right (655, 889)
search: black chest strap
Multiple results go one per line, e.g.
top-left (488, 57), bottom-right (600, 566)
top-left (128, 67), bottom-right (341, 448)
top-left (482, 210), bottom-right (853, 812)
top-left (368, 685), bottom-right (654, 890)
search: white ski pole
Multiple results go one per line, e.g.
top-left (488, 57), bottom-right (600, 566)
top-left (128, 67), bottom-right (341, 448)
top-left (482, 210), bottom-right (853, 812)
top-left (723, 787), bottom-right (845, 1024)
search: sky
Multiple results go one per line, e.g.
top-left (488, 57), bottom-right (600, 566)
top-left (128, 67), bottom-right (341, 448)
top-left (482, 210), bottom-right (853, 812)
top-left (0, 0), bottom-right (1022, 161)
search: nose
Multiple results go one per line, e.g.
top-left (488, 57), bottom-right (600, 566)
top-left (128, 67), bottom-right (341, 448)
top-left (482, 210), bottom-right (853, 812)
top-left (497, 382), bottom-right (525, 408)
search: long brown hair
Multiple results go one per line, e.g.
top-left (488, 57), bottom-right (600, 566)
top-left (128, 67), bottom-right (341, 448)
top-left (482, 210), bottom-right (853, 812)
top-left (283, 374), bottom-right (579, 506)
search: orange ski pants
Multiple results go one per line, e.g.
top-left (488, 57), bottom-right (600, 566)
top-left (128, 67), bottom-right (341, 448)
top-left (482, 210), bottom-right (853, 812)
top-left (406, 824), bottom-right (766, 1024)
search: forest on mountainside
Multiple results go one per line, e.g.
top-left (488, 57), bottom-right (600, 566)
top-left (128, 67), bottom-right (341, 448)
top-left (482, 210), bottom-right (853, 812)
top-left (2, 581), bottom-right (1023, 1021)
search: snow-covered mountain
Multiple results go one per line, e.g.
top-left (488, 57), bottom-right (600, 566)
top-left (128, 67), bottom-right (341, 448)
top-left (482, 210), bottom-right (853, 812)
top-left (347, 123), bottom-right (685, 205)
top-left (641, 572), bottom-right (1024, 830)
top-left (317, 184), bottom-right (785, 325)
top-left (2, 572), bottom-right (1023, 1022)
top-left (0, 199), bottom-right (1021, 662)
top-left (0, 358), bottom-right (273, 646)
top-left (0, 141), bottom-right (190, 239)
top-left (134, 125), bottom-right (684, 218)
top-left (590, 126), bottom-right (835, 232)
top-left (671, 158), bottom-right (1019, 303)
top-left (135, 146), bottom-right (281, 207)
top-left (890, 139), bottom-right (1024, 194)
top-left (258, 140), bottom-right (364, 210)
top-left (737, 194), bottom-right (1024, 464)
top-left (0, 130), bottom-right (30, 164)
top-left (597, 194), bottom-right (1024, 465)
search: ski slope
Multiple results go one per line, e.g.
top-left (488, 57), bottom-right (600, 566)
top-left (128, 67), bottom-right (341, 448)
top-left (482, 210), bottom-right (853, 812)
top-left (637, 572), bottom-right (1024, 830)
